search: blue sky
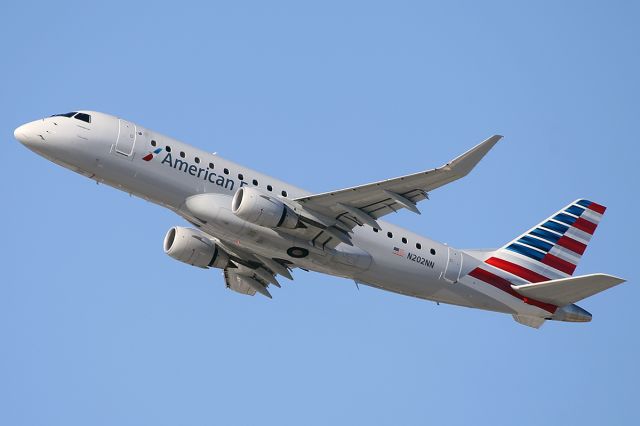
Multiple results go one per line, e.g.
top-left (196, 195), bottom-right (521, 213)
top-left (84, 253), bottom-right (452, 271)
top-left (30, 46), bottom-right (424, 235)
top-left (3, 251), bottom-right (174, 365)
top-left (1, 1), bottom-right (638, 425)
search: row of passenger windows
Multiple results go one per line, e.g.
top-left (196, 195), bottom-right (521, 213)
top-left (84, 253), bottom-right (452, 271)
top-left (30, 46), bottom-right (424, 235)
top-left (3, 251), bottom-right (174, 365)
top-left (150, 139), bottom-right (433, 252)
top-left (372, 227), bottom-right (436, 255)
top-left (151, 140), bottom-right (289, 197)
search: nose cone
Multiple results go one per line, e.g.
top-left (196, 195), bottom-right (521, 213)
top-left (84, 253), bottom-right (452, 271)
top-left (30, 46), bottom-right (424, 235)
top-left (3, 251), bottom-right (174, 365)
top-left (14, 121), bottom-right (42, 147)
top-left (14, 123), bottom-right (31, 144)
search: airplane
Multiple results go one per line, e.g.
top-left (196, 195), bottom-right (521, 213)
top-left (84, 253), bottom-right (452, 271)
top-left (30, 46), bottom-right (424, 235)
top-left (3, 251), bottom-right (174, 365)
top-left (14, 110), bottom-right (626, 328)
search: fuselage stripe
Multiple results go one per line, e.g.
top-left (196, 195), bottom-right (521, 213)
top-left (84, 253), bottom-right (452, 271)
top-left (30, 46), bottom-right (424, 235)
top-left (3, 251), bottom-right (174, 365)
top-left (468, 267), bottom-right (557, 313)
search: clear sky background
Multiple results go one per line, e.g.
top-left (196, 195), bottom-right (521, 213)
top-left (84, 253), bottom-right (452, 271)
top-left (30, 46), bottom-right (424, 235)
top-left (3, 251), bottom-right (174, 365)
top-left (1, 1), bottom-right (638, 425)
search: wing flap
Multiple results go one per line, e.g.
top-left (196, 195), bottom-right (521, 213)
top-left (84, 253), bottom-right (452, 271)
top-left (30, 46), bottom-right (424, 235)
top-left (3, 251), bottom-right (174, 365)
top-left (511, 273), bottom-right (625, 306)
top-left (224, 269), bottom-right (257, 296)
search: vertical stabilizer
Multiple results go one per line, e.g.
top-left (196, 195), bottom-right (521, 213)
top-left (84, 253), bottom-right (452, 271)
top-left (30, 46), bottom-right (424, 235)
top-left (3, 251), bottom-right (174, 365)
top-left (487, 199), bottom-right (606, 283)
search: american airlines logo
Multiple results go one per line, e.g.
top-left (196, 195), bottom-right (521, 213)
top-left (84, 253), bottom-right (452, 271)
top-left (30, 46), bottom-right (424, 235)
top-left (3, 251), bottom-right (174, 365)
top-left (142, 148), bottom-right (163, 161)
top-left (152, 152), bottom-right (236, 191)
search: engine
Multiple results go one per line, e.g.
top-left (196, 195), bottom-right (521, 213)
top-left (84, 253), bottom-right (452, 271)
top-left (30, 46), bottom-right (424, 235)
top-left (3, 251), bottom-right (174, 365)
top-left (231, 187), bottom-right (299, 229)
top-left (163, 226), bottom-right (229, 269)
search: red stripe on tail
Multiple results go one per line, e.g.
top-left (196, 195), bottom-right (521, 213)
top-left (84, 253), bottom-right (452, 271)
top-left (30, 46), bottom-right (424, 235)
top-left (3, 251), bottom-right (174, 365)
top-left (572, 217), bottom-right (597, 235)
top-left (468, 268), bottom-right (557, 313)
top-left (541, 253), bottom-right (576, 275)
top-left (485, 257), bottom-right (550, 283)
top-left (556, 235), bottom-right (587, 255)
top-left (587, 202), bottom-right (606, 214)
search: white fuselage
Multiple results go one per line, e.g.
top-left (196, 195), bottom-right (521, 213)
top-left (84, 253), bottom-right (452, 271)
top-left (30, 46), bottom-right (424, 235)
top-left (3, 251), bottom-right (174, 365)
top-left (15, 111), bottom-right (552, 318)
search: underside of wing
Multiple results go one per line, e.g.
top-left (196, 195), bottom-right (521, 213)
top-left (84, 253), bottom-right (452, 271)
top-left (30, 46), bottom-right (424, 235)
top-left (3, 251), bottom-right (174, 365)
top-left (194, 229), bottom-right (295, 298)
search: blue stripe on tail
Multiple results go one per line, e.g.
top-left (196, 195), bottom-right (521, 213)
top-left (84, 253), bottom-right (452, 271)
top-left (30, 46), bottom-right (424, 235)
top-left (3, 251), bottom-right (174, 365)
top-left (506, 243), bottom-right (545, 261)
top-left (530, 228), bottom-right (561, 244)
top-left (565, 205), bottom-right (585, 216)
top-left (541, 220), bottom-right (569, 234)
top-left (518, 236), bottom-right (553, 252)
top-left (554, 213), bottom-right (577, 225)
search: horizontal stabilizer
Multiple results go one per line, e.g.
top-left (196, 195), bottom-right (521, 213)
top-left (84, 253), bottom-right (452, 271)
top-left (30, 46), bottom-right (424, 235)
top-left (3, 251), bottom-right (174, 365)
top-left (511, 273), bottom-right (625, 306)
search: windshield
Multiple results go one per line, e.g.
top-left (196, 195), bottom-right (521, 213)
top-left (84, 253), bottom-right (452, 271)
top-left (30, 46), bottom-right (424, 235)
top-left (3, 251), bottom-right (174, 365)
top-left (50, 111), bottom-right (91, 123)
top-left (51, 112), bottom-right (77, 118)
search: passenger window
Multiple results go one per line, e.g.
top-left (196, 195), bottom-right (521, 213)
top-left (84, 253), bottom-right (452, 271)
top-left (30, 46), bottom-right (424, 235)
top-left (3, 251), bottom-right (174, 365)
top-left (281, 190), bottom-right (288, 197)
top-left (165, 146), bottom-right (171, 152)
top-left (180, 151), bottom-right (185, 158)
top-left (151, 140), bottom-right (157, 147)
top-left (416, 243), bottom-right (422, 249)
top-left (401, 237), bottom-right (407, 244)
top-left (74, 113), bottom-right (91, 123)
top-left (430, 248), bottom-right (436, 255)
top-left (209, 162), bottom-right (214, 169)
top-left (224, 168), bottom-right (229, 175)
top-left (252, 179), bottom-right (258, 185)
top-left (195, 157), bottom-right (200, 164)
top-left (238, 173), bottom-right (244, 180)
top-left (267, 185), bottom-right (273, 191)
top-left (373, 228), bottom-right (379, 233)
top-left (387, 232), bottom-right (393, 238)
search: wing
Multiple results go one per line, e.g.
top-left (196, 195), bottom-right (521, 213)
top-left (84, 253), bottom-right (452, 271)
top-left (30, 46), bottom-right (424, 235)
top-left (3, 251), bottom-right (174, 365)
top-left (211, 236), bottom-right (295, 298)
top-left (295, 135), bottom-right (502, 237)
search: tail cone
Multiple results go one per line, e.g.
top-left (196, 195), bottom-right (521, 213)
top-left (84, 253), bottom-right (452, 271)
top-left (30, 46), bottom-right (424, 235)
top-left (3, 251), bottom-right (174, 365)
top-left (552, 304), bottom-right (592, 322)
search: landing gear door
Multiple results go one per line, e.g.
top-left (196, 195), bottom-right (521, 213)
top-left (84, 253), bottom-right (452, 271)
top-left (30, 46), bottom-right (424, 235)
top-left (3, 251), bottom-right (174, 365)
top-left (114, 119), bottom-right (137, 156)
top-left (443, 247), bottom-right (463, 283)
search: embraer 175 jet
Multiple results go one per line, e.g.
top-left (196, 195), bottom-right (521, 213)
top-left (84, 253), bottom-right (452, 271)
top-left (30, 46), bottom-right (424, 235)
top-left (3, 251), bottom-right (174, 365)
top-left (14, 111), bottom-right (625, 328)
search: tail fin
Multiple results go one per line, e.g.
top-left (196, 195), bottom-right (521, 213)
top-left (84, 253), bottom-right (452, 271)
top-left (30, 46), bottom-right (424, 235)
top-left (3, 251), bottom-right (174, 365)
top-left (488, 199), bottom-right (607, 283)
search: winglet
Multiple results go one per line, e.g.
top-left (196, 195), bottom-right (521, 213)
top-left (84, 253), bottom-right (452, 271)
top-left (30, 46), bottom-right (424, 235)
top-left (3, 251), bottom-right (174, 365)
top-left (442, 135), bottom-right (503, 178)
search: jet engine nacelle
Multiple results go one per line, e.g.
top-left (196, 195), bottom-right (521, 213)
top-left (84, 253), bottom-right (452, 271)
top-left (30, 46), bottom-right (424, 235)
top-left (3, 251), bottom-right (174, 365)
top-left (163, 226), bottom-right (229, 269)
top-left (231, 187), bottom-right (299, 229)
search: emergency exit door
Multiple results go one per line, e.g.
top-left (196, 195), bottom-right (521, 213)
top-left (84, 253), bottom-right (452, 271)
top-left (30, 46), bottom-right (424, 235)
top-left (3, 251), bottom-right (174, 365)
top-left (443, 247), bottom-right (463, 283)
top-left (115, 119), bottom-right (137, 156)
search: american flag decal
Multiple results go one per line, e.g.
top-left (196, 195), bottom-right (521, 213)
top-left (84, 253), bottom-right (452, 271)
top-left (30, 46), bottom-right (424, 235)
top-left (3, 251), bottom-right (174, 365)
top-left (393, 246), bottom-right (405, 257)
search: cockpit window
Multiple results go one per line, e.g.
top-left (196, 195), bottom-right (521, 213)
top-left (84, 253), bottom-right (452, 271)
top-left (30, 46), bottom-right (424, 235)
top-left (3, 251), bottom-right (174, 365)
top-left (49, 112), bottom-right (92, 123)
top-left (51, 112), bottom-right (78, 118)
top-left (74, 113), bottom-right (91, 123)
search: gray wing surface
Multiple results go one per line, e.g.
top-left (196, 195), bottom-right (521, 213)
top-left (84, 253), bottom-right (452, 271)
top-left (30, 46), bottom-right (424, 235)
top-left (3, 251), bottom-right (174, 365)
top-left (295, 135), bottom-right (502, 233)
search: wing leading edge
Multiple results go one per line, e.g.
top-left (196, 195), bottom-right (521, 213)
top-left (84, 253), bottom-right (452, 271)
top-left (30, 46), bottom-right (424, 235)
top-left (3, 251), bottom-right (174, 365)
top-left (294, 135), bottom-right (502, 239)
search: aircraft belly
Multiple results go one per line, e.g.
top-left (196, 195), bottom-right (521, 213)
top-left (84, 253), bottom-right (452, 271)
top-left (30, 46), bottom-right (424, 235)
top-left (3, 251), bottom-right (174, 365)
top-left (184, 211), bottom-right (372, 277)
